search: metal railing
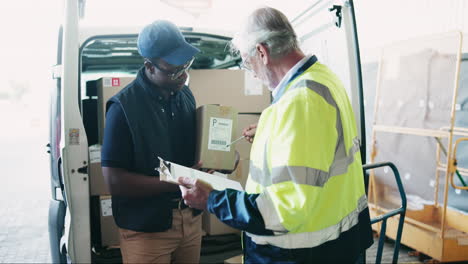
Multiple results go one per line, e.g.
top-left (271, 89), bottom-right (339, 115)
top-left (364, 162), bottom-right (407, 264)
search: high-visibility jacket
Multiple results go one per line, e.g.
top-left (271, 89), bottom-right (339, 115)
top-left (245, 56), bottom-right (368, 248)
top-left (207, 56), bottom-right (373, 263)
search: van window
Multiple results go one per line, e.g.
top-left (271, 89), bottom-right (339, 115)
top-left (80, 33), bottom-right (240, 95)
top-left (81, 33), bottom-right (239, 73)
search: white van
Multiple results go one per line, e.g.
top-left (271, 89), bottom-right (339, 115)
top-left (48, 1), bottom-right (366, 263)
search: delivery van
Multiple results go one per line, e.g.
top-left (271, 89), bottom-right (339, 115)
top-left (48, 0), bottom-right (367, 263)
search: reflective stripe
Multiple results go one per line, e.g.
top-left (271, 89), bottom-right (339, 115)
top-left (290, 80), bottom-right (349, 177)
top-left (248, 195), bottom-right (368, 249)
top-left (249, 162), bottom-right (269, 185)
top-left (247, 79), bottom-right (361, 188)
top-left (290, 80), bottom-right (338, 109)
top-left (249, 142), bottom-right (272, 186)
top-left (272, 166), bottom-right (329, 187)
top-left (249, 137), bottom-right (360, 187)
top-left (329, 137), bottom-right (361, 176)
top-left (256, 191), bottom-right (288, 233)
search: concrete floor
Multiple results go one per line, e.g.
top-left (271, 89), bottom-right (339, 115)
top-left (0, 101), bottom-right (52, 263)
top-left (0, 197), bottom-right (51, 263)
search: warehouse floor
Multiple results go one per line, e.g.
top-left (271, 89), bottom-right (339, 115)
top-left (199, 233), bottom-right (423, 264)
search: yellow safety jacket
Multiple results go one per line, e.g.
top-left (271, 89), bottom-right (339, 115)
top-left (245, 58), bottom-right (368, 249)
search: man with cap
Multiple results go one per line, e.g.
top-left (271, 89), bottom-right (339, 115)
top-left (101, 20), bottom-right (203, 263)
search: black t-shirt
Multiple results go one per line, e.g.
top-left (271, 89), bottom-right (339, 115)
top-left (101, 103), bottom-right (133, 169)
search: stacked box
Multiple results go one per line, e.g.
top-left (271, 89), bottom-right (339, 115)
top-left (96, 77), bottom-right (135, 143)
top-left (195, 105), bottom-right (238, 171)
top-left (189, 69), bottom-right (270, 113)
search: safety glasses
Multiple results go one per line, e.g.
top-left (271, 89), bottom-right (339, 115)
top-left (148, 57), bottom-right (195, 80)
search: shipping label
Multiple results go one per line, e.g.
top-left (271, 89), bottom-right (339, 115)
top-left (103, 78), bottom-right (112, 87)
top-left (89, 145), bottom-right (101, 164)
top-left (100, 198), bottom-right (112, 217)
top-left (208, 117), bottom-right (233, 152)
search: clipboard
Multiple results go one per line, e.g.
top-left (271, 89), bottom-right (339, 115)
top-left (156, 157), bottom-right (244, 191)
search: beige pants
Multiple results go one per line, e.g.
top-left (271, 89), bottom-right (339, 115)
top-left (119, 208), bottom-right (203, 264)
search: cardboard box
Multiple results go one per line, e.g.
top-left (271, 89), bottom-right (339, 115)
top-left (89, 163), bottom-right (110, 196)
top-left (228, 159), bottom-right (250, 189)
top-left (224, 254), bottom-right (243, 264)
top-left (196, 105), bottom-right (238, 170)
top-left (202, 161), bottom-right (249, 236)
top-left (97, 77), bottom-right (135, 143)
top-left (89, 145), bottom-right (110, 196)
top-left (235, 114), bottom-right (261, 160)
top-left (202, 211), bottom-right (239, 236)
top-left (99, 196), bottom-right (120, 247)
top-left (189, 69), bottom-right (271, 113)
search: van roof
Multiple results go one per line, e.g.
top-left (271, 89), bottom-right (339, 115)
top-left (79, 25), bottom-right (234, 46)
top-left (79, 25), bottom-right (239, 73)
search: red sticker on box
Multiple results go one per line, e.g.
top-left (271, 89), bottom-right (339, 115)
top-left (112, 78), bottom-right (120, 86)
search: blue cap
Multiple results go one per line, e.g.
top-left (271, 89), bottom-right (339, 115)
top-left (137, 20), bottom-right (200, 66)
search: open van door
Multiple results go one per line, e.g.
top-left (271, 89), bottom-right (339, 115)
top-left (291, 0), bottom-right (366, 162)
top-left (49, 0), bottom-right (92, 263)
top-left (59, 0), bottom-right (92, 262)
top-left (48, 24), bottom-right (69, 264)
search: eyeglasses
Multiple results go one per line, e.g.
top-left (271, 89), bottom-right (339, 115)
top-left (240, 60), bottom-right (252, 72)
top-left (147, 57), bottom-right (195, 80)
top-left (240, 56), bottom-right (254, 72)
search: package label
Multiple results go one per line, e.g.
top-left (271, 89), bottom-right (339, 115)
top-left (111, 78), bottom-right (120, 86)
top-left (100, 198), bottom-right (112, 217)
top-left (103, 78), bottom-right (112, 87)
top-left (89, 145), bottom-right (101, 164)
top-left (208, 117), bottom-right (233, 152)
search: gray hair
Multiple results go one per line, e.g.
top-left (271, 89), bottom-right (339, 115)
top-left (231, 7), bottom-right (299, 59)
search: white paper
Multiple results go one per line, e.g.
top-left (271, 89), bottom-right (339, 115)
top-left (208, 117), bottom-right (232, 152)
top-left (103, 77), bottom-right (112, 87)
top-left (89, 144), bottom-right (101, 164)
top-left (244, 73), bottom-right (264, 95)
top-left (157, 157), bottom-right (243, 191)
top-left (100, 198), bottom-right (113, 217)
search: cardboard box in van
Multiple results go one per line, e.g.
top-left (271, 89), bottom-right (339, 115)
top-left (202, 161), bottom-right (249, 235)
top-left (228, 159), bottom-right (250, 189)
top-left (99, 196), bottom-right (120, 247)
top-left (189, 69), bottom-right (271, 113)
top-left (96, 77), bottom-right (135, 143)
top-left (235, 114), bottom-right (261, 160)
top-left (196, 105), bottom-right (238, 170)
top-left (88, 145), bottom-right (110, 196)
top-left (224, 254), bottom-right (243, 264)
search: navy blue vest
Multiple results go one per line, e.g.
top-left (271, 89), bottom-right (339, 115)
top-left (106, 67), bottom-right (196, 232)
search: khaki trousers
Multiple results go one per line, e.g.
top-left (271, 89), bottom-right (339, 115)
top-left (119, 208), bottom-right (202, 264)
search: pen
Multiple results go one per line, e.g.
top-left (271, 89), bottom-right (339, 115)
top-left (226, 135), bottom-right (245, 147)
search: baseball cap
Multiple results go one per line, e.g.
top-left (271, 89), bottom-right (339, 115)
top-left (137, 20), bottom-right (200, 66)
